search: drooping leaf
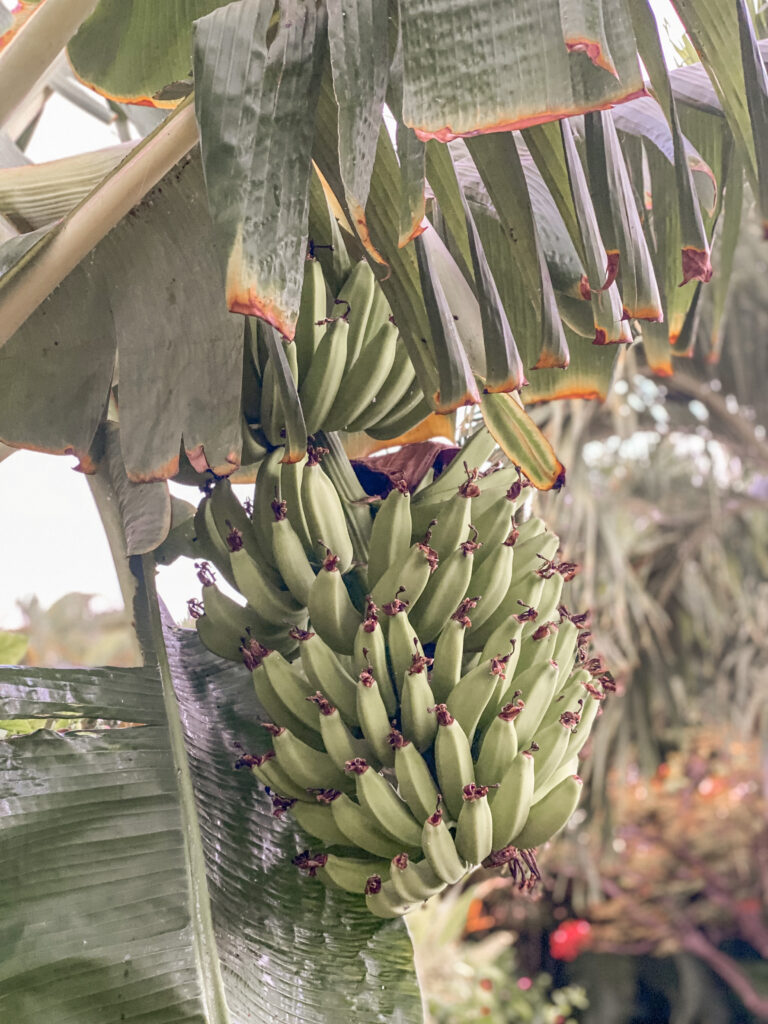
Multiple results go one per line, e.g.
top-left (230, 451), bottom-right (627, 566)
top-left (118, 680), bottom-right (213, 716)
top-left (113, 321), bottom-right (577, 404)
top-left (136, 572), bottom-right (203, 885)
top-left (640, 318), bottom-right (674, 377)
top-left (307, 165), bottom-right (353, 295)
top-left (460, 187), bottom-right (525, 392)
top-left (425, 139), bottom-right (474, 278)
top-left (735, 0), bottom-right (768, 236)
top-left (90, 421), bottom-right (172, 555)
top-left (259, 322), bottom-right (307, 463)
top-left (414, 232), bottom-right (480, 411)
top-left (628, 0), bottom-right (712, 284)
top-left (479, 391), bottom-right (566, 491)
top-left (388, 19), bottom-right (427, 248)
top-left (326, 0), bottom-right (389, 241)
top-left (398, 0), bottom-right (644, 141)
top-left (193, 0), bottom-right (326, 336)
top-left (0, 260), bottom-right (115, 470)
top-left (523, 324), bottom-right (619, 403)
top-left (467, 133), bottom-right (570, 369)
top-left (0, 142), bottom-right (135, 230)
top-left (0, 607), bottom-right (424, 1022)
top-left (584, 109), bottom-right (663, 321)
top-left (68, 0), bottom-right (222, 107)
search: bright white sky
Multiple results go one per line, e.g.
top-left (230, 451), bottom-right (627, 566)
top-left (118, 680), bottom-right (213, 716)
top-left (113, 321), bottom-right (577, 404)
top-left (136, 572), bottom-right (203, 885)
top-left (0, 1), bottom-right (686, 632)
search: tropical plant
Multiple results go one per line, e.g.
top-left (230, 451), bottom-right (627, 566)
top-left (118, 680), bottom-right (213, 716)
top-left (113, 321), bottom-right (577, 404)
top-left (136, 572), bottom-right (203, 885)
top-left (1, 0), bottom-right (767, 1020)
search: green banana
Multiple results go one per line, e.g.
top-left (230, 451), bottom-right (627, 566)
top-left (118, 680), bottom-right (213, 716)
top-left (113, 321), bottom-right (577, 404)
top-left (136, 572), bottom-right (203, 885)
top-left (249, 751), bottom-right (313, 802)
top-left (294, 256), bottom-right (328, 380)
top-left (336, 259), bottom-right (376, 368)
top-left (301, 446), bottom-right (354, 571)
top-left (310, 694), bottom-right (372, 770)
top-left (389, 854), bottom-right (446, 903)
top-left (265, 723), bottom-right (349, 792)
top-left (463, 574), bottom-right (545, 653)
top-left (525, 573), bottom-right (565, 637)
top-left (298, 317), bottom-right (349, 436)
top-left (356, 668), bottom-right (396, 768)
top-left (474, 699), bottom-right (524, 787)
top-left (445, 652), bottom-right (511, 746)
top-left (208, 478), bottom-right (261, 561)
top-left (279, 454), bottom-right (314, 556)
top-left (251, 447), bottom-right (284, 568)
top-left (364, 392), bottom-right (432, 442)
top-left (455, 783), bottom-right (493, 864)
top-left (409, 529), bottom-right (480, 642)
top-left (568, 693), bottom-right (601, 758)
top-left (382, 596), bottom-right (423, 693)
top-left (270, 498), bottom-right (316, 606)
top-left (352, 599), bottom-right (397, 716)
top-left (331, 793), bottom-right (413, 859)
top-left (465, 531), bottom-right (516, 633)
top-left (193, 496), bottom-right (237, 588)
top-left (295, 627), bottom-right (359, 727)
top-left (319, 853), bottom-right (392, 894)
top-left (325, 320), bottom-right (398, 431)
top-left (513, 661), bottom-right (560, 749)
top-left (229, 534), bottom-right (304, 628)
top-left (424, 470), bottom-right (479, 559)
top-left (345, 758), bottom-right (423, 848)
top-left (511, 773), bottom-right (583, 850)
top-left (514, 620), bottom-right (559, 677)
top-left (534, 756), bottom-right (580, 801)
top-left (433, 704), bottom-right (475, 820)
top-left (400, 646), bottom-right (438, 752)
top-left (389, 728), bottom-right (440, 823)
top-left (367, 482), bottom-right (413, 591)
top-left (430, 598), bottom-right (476, 703)
top-left (530, 716), bottom-right (575, 792)
top-left (412, 428), bottom-right (497, 504)
top-left (364, 876), bottom-right (414, 918)
top-left (307, 551), bottom-right (362, 655)
top-left (421, 804), bottom-right (468, 884)
top-left (292, 796), bottom-right (353, 847)
top-left (261, 649), bottom-right (321, 737)
top-left (253, 656), bottom-right (322, 749)
top-left (345, 343), bottom-right (416, 432)
top-left (370, 530), bottom-right (439, 611)
top-left (490, 750), bottom-right (535, 850)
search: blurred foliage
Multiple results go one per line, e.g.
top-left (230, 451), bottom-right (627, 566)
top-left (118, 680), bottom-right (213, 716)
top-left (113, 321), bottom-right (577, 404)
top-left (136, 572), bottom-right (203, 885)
top-left (11, 591), bottom-right (139, 668)
top-left (468, 729), bottom-right (768, 1022)
top-left (408, 879), bottom-right (588, 1024)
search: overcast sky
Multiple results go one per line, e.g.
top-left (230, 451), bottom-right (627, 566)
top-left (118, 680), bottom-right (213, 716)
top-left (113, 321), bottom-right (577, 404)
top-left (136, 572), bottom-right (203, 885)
top-left (0, 1), bottom-right (686, 632)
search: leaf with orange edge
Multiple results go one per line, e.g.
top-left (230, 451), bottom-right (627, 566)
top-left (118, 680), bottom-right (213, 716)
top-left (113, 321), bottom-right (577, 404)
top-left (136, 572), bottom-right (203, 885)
top-left (343, 413), bottom-right (455, 460)
top-left (561, 0), bottom-right (618, 76)
top-left (467, 133), bottom-right (570, 370)
top-left (584, 110), bottom-right (663, 322)
top-left (479, 391), bottom-right (565, 491)
top-left (0, 260), bottom-right (115, 471)
top-left (399, 0), bottom-right (644, 142)
top-left (639, 319), bottom-right (674, 378)
top-left (628, 0), bottom-right (712, 286)
top-left (193, 0), bottom-right (326, 337)
top-left (67, 0), bottom-right (221, 108)
top-left (523, 324), bottom-right (619, 405)
top-left (414, 232), bottom-right (480, 413)
top-left (326, 0), bottom-right (390, 250)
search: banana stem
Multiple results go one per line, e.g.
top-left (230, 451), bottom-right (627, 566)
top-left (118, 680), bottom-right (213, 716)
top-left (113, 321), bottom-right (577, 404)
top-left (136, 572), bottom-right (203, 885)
top-left (316, 431), bottom-right (371, 565)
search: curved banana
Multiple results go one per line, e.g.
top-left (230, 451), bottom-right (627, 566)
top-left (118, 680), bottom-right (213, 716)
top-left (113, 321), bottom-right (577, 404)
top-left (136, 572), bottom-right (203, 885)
top-left (294, 627), bottom-right (359, 727)
top-left (367, 482), bottom-right (413, 591)
top-left (511, 773), bottom-right (583, 850)
top-left (292, 797), bottom-right (353, 847)
top-left (266, 723), bottom-right (349, 792)
top-left (356, 668), bottom-right (396, 768)
top-left (465, 531), bottom-right (516, 633)
top-left (345, 342), bottom-right (417, 432)
top-left (390, 728), bottom-right (440, 823)
top-left (253, 657), bottom-right (322, 749)
top-left (298, 317), bottom-right (349, 436)
top-left (381, 595), bottom-right (424, 693)
top-left (229, 535), bottom-right (304, 628)
top-left (294, 256), bottom-right (328, 379)
top-left (421, 804), bottom-right (468, 884)
top-left (513, 661), bottom-right (560, 749)
top-left (270, 498), bottom-right (316, 606)
top-left (474, 699), bottom-right (524, 787)
top-left (389, 854), bottom-right (446, 903)
top-left (433, 704), bottom-right (475, 820)
top-left (364, 876), bottom-right (414, 918)
top-left (279, 454), bottom-right (314, 556)
top-left (301, 446), bottom-right (355, 571)
top-left (310, 694), bottom-right (372, 770)
top-left (400, 647), bottom-right (438, 752)
top-left (324, 320), bottom-right (398, 431)
top-left (430, 597), bottom-right (476, 703)
top-left (409, 529), bottom-right (480, 643)
top-left (319, 853), bottom-right (392, 894)
top-left (490, 750), bottom-right (535, 850)
top-left (370, 530), bottom-right (439, 611)
top-left (530, 716), bottom-right (575, 793)
top-left (455, 783), bottom-right (493, 864)
top-left (352, 599), bottom-right (396, 716)
top-left (249, 750), bottom-right (313, 802)
top-left (345, 758), bottom-right (423, 848)
top-left (423, 470), bottom-right (479, 559)
top-left (445, 652), bottom-right (511, 746)
top-left (331, 792), bottom-right (413, 859)
top-left (336, 259), bottom-right (376, 368)
top-left (307, 551), bottom-right (363, 655)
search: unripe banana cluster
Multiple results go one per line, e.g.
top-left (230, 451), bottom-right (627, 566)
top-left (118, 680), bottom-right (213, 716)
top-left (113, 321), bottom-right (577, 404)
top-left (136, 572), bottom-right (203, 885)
top-left (243, 257), bottom-right (426, 460)
top-left (191, 430), bottom-right (614, 918)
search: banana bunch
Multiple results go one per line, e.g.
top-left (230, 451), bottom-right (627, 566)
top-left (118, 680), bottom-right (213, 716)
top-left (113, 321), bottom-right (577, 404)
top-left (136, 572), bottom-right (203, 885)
top-left (243, 256), bottom-right (427, 454)
top-left (190, 427), bottom-right (614, 918)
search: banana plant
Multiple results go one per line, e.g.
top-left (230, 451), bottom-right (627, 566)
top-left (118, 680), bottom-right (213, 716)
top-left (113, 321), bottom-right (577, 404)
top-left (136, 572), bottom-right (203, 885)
top-left (0, 2), bottom-right (766, 1021)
